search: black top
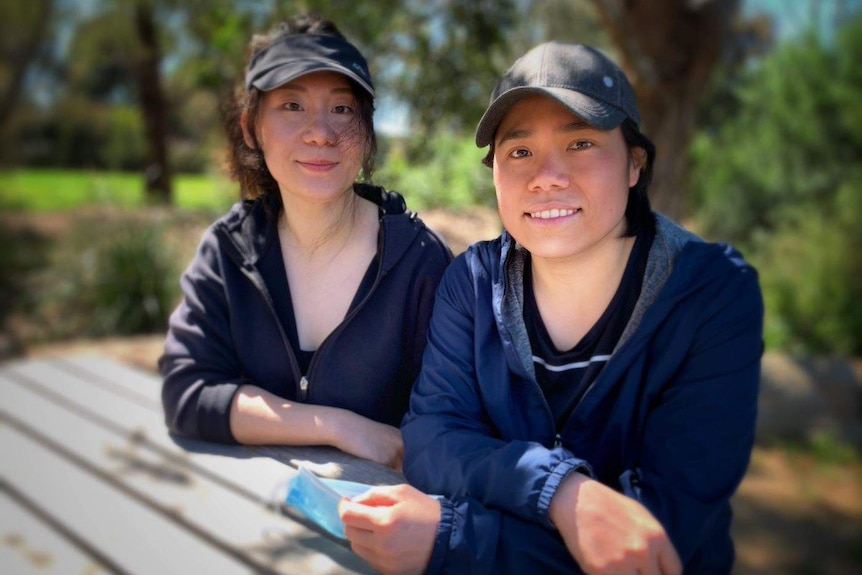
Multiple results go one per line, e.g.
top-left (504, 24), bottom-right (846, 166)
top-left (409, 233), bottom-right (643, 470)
top-left (267, 243), bottom-right (380, 376)
top-left (523, 228), bottom-right (654, 430)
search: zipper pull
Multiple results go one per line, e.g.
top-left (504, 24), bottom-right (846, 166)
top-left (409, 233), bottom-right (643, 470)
top-left (554, 433), bottom-right (562, 448)
top-left (299, 376), bottom-right (309, 401)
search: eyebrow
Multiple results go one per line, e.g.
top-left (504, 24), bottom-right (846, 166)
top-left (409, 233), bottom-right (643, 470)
top-left (496, 120), bottom-right (591, 146)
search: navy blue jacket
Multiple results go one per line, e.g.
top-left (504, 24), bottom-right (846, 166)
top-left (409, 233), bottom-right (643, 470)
top-left (402, 215), bottom-right (764, 574)
top-left (160, 184), bottom-right (452, 442)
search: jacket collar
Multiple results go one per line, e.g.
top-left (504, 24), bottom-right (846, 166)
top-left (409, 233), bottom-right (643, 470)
top-left (495, 213), bottom-right (715, 376)
top-left (216, 184), bottom-right (420, 272)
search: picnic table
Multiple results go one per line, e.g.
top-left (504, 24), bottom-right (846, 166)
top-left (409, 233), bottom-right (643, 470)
top-left (0, 353), bottom-right (407, 574)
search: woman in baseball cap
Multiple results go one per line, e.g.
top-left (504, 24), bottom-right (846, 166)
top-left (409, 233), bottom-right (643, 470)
top-left (340, 41), bottom-right (763, 575)
top-left (160, 14), bottom-right (451, 470)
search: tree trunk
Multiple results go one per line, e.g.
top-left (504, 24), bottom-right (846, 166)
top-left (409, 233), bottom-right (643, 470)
top-left (0, 0), bottom-right (54, 134)
top-left (134, 0), bottom-right (171, 204)
top-left (589, 0), bottom-right (740, 220)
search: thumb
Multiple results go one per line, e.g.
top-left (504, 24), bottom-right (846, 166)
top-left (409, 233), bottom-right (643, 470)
top-left (658, 543), bottom-right (683, 575)
top-left (349, 485), bottom-right (402, 507)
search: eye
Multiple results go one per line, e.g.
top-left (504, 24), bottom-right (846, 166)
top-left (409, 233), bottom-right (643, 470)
top-left (281, 102), bottom-right (303, 111)
top-left (508, 147), bottom-right (531, 159)
top-left (569, 140), bottom-right (593, 151)
top-left (332, 104), bottom-right (354, 115)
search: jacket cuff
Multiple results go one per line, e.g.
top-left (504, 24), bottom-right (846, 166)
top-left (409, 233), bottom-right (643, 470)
top-left (196, 382), bottom-right (242, 444)
top-left (536, 456), bottom-right (593, 527)
top-left (424, 497), bottom-right (455, 575)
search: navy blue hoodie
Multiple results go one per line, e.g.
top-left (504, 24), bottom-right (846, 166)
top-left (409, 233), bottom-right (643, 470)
top-left (403, 215), bottom-right (763, 574)
top-left (160, 184), bottom-right (452, 442)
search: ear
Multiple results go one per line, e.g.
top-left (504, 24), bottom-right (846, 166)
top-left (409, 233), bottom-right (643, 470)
top-left (628, 146), bottom-right (646, 187)
top-left (240, 110), bottom-right (256, 149)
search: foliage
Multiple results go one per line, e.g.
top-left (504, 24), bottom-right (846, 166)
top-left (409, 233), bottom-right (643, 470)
top-left (34, 216), bottom-right (179, 338)
top-left (0, 222), bottom-right (51, 338)
top-left (376, 130), bottom-right (495, 210)
top-left (751, 176), bottom-right (862, 354)
top-left (0, 169), bottom-right (236, 212)
top-left (690, 15), bottom-right (862, 354)
top-left (0, 0), bottom-right (56, 137)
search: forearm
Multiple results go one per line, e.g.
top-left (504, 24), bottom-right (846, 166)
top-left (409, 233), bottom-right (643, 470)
top-left (549, 472), bottom-right (682, 575)
top-left (229, 384), bottom-right (344, 445)
top-left (231, 385), bottom-right (404, 468)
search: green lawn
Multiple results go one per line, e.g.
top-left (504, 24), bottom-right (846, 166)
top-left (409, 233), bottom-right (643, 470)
top-left (0, 169), bottom-right (237, 212)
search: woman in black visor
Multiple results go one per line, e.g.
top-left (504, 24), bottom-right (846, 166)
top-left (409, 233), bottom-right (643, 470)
top-left (159, 14), bottom-right (452, 470)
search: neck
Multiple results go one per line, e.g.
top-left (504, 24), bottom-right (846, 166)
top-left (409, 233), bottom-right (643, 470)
top-left (278, 189), bottom-right (360, 257)
top-left (531, 234), bottom-right (635, 302)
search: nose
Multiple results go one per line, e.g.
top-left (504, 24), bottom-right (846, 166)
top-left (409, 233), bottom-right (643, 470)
top-left (303, 110), bottom-right (338, 147)
top-left (528, 152), bottom-right (570, 192)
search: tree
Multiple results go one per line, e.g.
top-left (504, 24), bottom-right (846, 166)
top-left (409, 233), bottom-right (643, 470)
top-left (134, 0), bottom-right (172, 204)
top-left (690, 14), bottom-right (862, 353)
top-left (587, 0), bottom-right (742, 219)
top-left (0, 0), bottom-right (55, 154)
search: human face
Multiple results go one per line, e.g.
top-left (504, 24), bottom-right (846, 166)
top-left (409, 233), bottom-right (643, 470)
top-left (246, 71), bottom-right (366, 205)
top-left (492, 95), bottom-right (642, 264)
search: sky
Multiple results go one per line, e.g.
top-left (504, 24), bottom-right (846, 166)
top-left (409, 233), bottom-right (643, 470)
top-left (743, 0), bottom-right (862, 42)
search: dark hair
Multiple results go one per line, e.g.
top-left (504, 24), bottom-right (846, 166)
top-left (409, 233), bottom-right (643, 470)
top-left (619, 118), bottom-right (655, 237)
top-left (481, 117), bottom-right (655, 238)
top-left (222, 14), bottom-right (377, 201)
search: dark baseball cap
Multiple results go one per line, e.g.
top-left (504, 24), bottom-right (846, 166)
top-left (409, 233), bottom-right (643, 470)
top-left (475, 41), bottom-right (639, 147)
top-left (245, 33), bottom-right (374, 97)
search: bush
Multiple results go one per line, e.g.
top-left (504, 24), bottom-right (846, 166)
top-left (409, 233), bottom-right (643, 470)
top-left (376, 130), bottom-right (495, 210)
top-left (0, 222), bottom-right (51, 339)
top-left (752, 176), bottom-right (862, 354)
top-left (36, 215), bottom-right (179, 338)
top-left (690, 16), bottom-right (862, 354)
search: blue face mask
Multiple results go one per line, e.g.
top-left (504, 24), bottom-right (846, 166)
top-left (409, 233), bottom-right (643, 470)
top-left (284, 466), bottom-right (371, 540)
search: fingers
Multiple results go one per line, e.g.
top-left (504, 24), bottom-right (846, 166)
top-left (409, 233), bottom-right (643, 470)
top-left (350, 486), bottom-right (402, 507)
top-left (339, 498), bottom-right (389, 531)
top-left (658, 543), bottom-right (683, 575)
top-left (343, 525), bottom-right (376, 549)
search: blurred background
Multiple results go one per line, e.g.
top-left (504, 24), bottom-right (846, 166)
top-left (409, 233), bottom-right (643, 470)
top-left (0, 1), bottom-right (860, 573)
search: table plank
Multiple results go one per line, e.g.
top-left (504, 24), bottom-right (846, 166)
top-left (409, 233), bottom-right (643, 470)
top-left (0, 371), bottom-right (373, 574)
top-left (0, 417), bottom-right (255, 575)
top-left (52, 353), bottom-right (162, 407)
top-left (3, 359), bottom-right (307, 499)
top-left (0, 491), bottom-right (112, 575)
top-left (7, 356), bottom-right (405, 487)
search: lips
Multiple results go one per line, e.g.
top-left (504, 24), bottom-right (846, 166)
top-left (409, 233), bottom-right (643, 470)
top-left (297, 160), bottom-right (338, 171)
top-left (527, 208), bottom-right (579, 219)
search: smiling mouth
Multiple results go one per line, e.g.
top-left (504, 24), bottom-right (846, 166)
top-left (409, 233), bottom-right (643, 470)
top-left (527, 208), bottom-right (579, 220)
top-left (298, 160), bottom-right (337, 171)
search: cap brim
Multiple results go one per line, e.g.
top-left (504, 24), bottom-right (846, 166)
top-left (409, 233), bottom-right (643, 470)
top-left (475, 86), bottom-right (627, 147)
top-left (249, 59), bottom-right (375, 97)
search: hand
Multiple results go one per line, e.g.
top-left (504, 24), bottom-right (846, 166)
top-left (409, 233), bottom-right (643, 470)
top-left (549, 473), bottom-right (682, 575)
top-left (339, 484), bottom-right (440, 575)
top-left (329, 411), bottom-right (404, 470)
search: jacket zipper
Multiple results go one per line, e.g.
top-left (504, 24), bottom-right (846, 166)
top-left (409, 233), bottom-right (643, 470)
top-left (218, 227), bottom-right (305, 399)
top-left (304, 225), bottom-right (388, 381)
top-left (223, 210), bottom-right (390, 403)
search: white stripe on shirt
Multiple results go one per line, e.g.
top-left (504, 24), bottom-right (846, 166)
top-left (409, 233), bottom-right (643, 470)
top-left (532, 354), bottom-right (612, 373)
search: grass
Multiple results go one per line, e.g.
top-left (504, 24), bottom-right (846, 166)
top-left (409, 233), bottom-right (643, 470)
top-left (0, 169), bottom-right (237, 212)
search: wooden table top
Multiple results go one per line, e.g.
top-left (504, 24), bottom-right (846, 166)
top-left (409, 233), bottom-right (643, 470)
top-left (0, 353), bottom-right (406, 574)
